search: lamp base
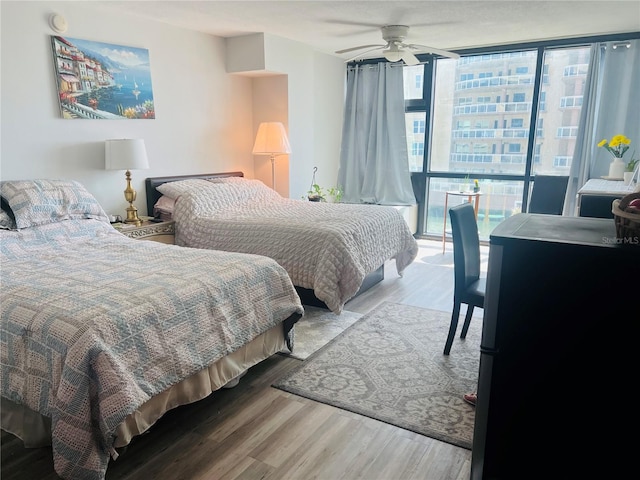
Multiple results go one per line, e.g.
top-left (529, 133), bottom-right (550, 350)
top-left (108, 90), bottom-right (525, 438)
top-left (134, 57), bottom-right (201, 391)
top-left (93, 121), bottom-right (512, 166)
top-left (124, 205), bottom-right (142, 226)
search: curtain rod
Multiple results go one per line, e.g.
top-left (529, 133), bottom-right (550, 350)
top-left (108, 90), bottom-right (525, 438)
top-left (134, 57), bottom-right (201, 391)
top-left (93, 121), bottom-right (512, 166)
top-left (347, 61), bottom-right (429, 70)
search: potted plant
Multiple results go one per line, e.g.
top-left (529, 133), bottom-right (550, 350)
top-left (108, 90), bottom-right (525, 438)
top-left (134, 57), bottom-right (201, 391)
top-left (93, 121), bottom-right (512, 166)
top-left (305, 184), bottom-right (343, 202)
top-left (624, 156), bottom-right (639, 185)
top-left (307, 183), bottom-right (325, 202)
top-left (326, 186), bottom-right (343, 203)
top-left (460, 175), bottom-right (471, 192)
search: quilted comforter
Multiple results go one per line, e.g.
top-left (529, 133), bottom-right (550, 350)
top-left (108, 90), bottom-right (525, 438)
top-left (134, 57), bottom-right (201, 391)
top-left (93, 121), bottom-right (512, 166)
top-left (0, 219), bottom-right (303, 480)
top-left (164, 178), bottom-right (419, 313)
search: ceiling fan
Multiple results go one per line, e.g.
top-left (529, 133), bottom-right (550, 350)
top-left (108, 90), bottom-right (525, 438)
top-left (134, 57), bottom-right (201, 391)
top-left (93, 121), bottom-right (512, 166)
top-left (335, 25), bottom-right (460, 65)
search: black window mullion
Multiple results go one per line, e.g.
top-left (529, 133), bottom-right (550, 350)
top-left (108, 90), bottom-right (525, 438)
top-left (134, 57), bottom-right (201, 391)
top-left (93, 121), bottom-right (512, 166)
top-left (520, 46), bottom-right (545, 212)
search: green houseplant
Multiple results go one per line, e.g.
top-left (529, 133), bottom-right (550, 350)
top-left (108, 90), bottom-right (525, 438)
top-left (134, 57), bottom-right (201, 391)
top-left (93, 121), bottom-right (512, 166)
top-left (307, 183), bottom-right (324, 202)
top-left (305, 167), bottom-right (343, 202)
top-left (306, 184), bottom-right (343, 202)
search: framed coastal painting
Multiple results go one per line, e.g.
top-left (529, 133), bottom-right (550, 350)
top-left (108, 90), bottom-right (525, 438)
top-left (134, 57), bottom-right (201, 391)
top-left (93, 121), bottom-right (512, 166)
top-left (51, 36), bottom-right (155, 119)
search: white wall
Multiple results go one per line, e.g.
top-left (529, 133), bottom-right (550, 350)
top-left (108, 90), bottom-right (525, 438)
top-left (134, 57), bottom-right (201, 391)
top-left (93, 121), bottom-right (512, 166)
top-left (252, 75), bottom-right (290, 196)
top-left (228, 32), bottom-right (346, 200)
top-left (262, 34), bottom-right (345, 200)
top-left (1, 1), bottom-right (346, 217)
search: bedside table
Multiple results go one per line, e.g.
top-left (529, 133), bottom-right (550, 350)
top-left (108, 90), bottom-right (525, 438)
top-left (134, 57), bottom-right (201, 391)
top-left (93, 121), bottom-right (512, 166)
top-left (114, 220), bottom-right (175, 244)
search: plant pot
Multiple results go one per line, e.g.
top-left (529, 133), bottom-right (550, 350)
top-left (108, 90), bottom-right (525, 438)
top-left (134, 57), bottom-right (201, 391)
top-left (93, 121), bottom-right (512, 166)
top-left (624, 171), bottom-right (634, 186)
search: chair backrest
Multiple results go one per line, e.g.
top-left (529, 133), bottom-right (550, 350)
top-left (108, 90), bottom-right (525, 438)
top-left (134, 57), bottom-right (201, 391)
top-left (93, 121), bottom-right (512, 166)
top-left (528, 175), bottom-right (569, 215)
top-left (449, 202), bottom-right (481, 292)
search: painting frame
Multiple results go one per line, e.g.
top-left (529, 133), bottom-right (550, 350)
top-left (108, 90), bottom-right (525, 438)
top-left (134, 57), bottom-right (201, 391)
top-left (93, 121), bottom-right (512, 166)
top-left (51, 36), bottom-right (155, 119)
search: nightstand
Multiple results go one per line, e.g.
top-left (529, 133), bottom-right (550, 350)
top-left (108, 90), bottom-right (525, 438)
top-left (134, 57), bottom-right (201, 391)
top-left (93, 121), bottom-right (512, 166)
top-left (114, 220), bottom-right (175, 244)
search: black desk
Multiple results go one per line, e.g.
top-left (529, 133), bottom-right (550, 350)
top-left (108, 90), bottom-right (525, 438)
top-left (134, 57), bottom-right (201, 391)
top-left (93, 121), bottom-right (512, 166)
top-left (577, 178), bottom-right (634, 218)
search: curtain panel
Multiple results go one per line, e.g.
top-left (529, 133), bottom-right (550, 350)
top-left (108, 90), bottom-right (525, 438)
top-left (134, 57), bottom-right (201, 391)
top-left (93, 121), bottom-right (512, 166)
top-left (338, 63), bottom-right (416, 205)
top-left (568, 39), bottom-right (640, 214)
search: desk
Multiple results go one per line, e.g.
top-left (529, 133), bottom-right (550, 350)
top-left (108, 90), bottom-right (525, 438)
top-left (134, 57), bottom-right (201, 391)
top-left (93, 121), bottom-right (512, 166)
top-left (577, 179), bottom-right (635, 218)
top-left (442, 191), bottom-right (481, 253)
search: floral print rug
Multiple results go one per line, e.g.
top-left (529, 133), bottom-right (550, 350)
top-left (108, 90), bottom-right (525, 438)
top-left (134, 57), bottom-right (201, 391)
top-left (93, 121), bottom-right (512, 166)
top-left (274, 301), bottom-right (480, 449)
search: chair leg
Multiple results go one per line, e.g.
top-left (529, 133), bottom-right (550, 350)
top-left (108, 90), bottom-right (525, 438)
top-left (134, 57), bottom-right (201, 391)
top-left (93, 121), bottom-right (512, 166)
top-left (460, 304), bottom-right (474, 339)
top-left (444, 301), bottom-right (461, 355)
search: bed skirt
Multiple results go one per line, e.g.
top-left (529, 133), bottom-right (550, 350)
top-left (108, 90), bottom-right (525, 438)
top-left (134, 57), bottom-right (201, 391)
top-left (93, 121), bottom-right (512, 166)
top-left (1, 324), bottom-right (286, 449)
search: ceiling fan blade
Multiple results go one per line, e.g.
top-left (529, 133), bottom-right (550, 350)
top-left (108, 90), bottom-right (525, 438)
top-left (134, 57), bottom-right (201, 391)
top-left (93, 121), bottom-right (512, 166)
top-left (345, 46), bottom-right (386, 63)
top-left (407, 43), bottom-right (460, 59)
top-left (335, 44), bottom-right (385, 55)
top-left (401, 51), bottom-right (420, 66)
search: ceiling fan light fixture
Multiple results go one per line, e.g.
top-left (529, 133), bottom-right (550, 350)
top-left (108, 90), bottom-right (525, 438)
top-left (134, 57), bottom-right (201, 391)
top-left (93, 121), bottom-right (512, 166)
top-left (383, 49), bottom-right (403, 62)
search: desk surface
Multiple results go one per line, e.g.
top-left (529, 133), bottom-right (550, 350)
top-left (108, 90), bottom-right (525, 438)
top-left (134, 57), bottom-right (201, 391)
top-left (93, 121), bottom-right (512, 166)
top-left (577, 178), bottom-right (635, 196)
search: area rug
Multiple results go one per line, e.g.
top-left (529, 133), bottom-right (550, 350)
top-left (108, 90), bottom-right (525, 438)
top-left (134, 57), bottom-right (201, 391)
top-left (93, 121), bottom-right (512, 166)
top-left (273, 301), bottom-right (481, 449)
top-left (282, 306), bottom-right (363, 360)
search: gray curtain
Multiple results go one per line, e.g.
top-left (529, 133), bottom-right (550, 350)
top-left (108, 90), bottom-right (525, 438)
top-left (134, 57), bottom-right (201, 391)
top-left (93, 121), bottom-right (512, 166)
top-left (337, 63), bottom-right (416, 205)
top-left (567, 40), bottom-right (640, 215)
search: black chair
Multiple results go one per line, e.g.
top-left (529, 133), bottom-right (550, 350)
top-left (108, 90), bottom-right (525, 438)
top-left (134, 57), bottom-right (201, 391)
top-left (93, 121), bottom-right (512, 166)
top-left (444, 202), bottom-right (486, 355)
top-left (528, 175), bottom-right (569, 215)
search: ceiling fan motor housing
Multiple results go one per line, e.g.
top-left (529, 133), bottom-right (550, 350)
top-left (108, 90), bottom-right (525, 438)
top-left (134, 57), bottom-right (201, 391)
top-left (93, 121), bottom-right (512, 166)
top-left (381, 25), bottom-right (410, 43)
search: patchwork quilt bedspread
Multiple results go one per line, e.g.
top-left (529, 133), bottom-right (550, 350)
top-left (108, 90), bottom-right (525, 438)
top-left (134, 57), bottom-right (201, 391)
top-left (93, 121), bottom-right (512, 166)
top-left (169, 178), bottom-right (419, 313)
top-left (0, 219), bottom-right (303, 480)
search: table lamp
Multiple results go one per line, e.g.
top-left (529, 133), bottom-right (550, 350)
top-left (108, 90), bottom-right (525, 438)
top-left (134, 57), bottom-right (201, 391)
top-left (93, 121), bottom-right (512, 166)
top-left (105, 138), bottom-right (149, 226)
top-left (252, 122), bottom-right (291, 191)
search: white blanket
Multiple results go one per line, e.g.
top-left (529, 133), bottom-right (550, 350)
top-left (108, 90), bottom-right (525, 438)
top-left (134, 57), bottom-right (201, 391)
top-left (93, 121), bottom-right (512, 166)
top-left (164, 177), bottom-right (419, 313)
top-left (1, 219), bottom-right (302, 480)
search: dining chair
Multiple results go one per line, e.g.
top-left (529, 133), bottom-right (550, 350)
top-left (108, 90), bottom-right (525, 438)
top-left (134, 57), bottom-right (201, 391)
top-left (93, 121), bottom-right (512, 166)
top-left (444, 202), bottom-right (485, 355)
top-left (528, 175), bottom-right (570, 215)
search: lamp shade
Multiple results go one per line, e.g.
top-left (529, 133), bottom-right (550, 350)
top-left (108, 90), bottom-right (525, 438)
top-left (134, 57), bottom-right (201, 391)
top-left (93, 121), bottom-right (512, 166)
top-left (105, 139), bottom-right (149, 170)
top-left (252, 122), bottom-right (291, 155)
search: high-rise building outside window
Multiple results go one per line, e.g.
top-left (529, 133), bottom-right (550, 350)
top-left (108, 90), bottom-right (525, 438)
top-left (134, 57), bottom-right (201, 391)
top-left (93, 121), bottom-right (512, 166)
top-left (402, 44), bottom-right (592, 239)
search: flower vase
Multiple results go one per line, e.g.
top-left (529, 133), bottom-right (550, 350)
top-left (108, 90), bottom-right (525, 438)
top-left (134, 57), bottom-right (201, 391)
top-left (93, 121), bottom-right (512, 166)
top-left (608, 158), bottom-right (625, 179)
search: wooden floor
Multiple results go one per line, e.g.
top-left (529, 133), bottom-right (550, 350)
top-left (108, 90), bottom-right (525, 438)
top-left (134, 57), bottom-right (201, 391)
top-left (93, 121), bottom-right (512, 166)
top-left (1, 239), bottom-right (489, 480)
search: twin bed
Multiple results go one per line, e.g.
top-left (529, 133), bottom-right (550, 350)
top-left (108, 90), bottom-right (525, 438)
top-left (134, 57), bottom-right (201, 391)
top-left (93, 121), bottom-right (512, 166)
top-left (1, 174), bottom-right (417, 479)
top-left (0, 179), bottom-right (303, 480)
top-left (145, 172), bottom-right (419, 313)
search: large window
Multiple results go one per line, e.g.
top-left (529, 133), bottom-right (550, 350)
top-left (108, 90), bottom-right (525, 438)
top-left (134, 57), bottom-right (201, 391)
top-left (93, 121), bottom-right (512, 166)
top-left (401, 41), bottom-right (602, 240)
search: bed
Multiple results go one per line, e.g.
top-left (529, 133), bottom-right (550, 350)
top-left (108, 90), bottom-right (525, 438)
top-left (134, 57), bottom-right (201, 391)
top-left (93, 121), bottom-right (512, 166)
top-left (145, 172), bottom-right (419, 314)
top-left (0, 179), bottom-right (303, 480)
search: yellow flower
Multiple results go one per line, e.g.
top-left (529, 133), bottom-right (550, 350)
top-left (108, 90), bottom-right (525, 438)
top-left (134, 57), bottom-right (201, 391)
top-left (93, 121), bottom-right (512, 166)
top-left (598, 134), bottom-right (631, 159)
top-left (609, 134), bottom-right (630, 147)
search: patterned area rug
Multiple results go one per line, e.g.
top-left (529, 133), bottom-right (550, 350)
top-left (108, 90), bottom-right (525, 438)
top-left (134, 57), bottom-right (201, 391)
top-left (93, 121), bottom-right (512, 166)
top-left (273, 301), bottom-right (481, 449)
top-left (282, 306), bottom-right (363, 360)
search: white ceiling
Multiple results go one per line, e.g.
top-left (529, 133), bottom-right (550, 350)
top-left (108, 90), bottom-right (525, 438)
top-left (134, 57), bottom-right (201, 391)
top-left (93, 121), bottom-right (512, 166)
top-left (94, 0), bottom-right (640, 58)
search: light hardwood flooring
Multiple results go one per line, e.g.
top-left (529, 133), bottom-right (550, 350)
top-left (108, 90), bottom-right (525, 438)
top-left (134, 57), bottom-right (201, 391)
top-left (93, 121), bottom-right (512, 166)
top-left (1, 239), bottom-right (489, 480)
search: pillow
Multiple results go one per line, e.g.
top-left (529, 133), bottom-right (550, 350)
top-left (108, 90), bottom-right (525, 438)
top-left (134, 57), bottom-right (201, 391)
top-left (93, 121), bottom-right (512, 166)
top-left (0, 179), bottom-right (109, 229)
top-left (155, 179), bottom-right (214, 199)
top-left (205, 177), bottom-right (281, 203)
top-left (153, 195), bottom-right (176, 218)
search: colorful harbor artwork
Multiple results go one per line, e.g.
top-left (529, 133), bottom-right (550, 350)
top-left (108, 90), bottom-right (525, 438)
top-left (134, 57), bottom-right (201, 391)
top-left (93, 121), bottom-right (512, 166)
top-left (51, 36), bottom-right (155, 119)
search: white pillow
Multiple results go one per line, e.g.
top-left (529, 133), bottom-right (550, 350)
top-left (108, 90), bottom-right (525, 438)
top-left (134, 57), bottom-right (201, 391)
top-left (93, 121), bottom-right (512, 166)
top-left (156, 179), bottom-right (214, 199)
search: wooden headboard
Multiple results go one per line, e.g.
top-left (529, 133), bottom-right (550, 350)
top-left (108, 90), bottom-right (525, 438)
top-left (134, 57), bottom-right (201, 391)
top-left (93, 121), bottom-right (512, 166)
top-left (144, 171), bottom-right (244, 216)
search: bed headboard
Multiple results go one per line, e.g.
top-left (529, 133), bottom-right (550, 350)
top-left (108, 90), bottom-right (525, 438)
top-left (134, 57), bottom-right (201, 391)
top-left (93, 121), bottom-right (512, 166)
top-left (145, 171), bottom-right (244, 216)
